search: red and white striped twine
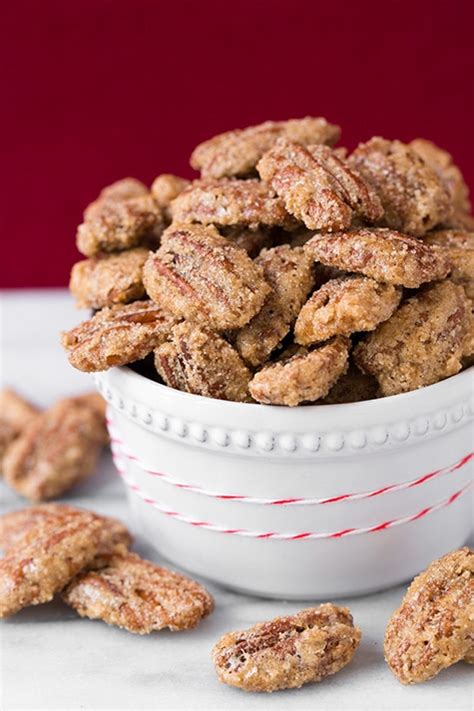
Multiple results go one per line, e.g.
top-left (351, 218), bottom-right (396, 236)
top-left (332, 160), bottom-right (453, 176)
top-left (107, 420), bottom-right (473, 507)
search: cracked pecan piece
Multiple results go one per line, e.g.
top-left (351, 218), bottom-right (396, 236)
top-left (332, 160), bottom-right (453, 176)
top-left (62, 300), bottom-right (178, 372)
top-left (295, 276), bottom-right (402, 345)
top-left (3, 395), bottom-right (108, 501)
top-left (151, 173), bottom-right (190, 223)
top-left (191, 116), bottom-right (340, 179)
top-left (349, 137), bottom-right (452, 236)
top-left (0, 508), bottom-right (103, 617)
top-left (171, 178), bottom-right (294, 230)
top-left (354, 280), bottom-right (473, 395)
top-left (213, 604), bottom-right (361, 692)
top-left (155, 322), bottom-right (252, 402)
top-left (249, 336), bottom-right (350, 406)
top-left (62, 551), bottom-right (214, 634)
top-left (321, 363), bottom-right (379, 404)
top-left (0, 389), bottom-right (40, 470)
top-left (0, 503), bottom-right (132, 561)
top-left (410, 139), bottom-right (471, 216)
top-left (423, 229), bottom-right (474, 301)
top-left (235, 246), bottom-right (315, 366)
top-left (384, 548), bottom-right (474, 684)
top-left (69, 247), bottom-right (149, 309)
top-left (257, 139), bottom-right (383, 231)
top-left (143, 224), bottom-right (270, 329)
top-left (304, 228), bottom-right (450, 288)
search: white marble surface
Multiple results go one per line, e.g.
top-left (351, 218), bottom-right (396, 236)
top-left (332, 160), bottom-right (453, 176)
top-left (0, 290), bottom-right (472, 711)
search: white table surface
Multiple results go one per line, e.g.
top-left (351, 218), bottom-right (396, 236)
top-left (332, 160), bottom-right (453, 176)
top-left (0, 289), bottom-right (472, 711)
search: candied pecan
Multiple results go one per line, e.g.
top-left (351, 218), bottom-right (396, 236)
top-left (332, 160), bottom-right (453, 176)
top-left (0, 504), bottom-right (132, 561)
top-left (0, 509), bottom-right (103, 617)
top-left (349, 137), bottom-right (452, 236)
top-left (143, 224), bottom-right (270, 329)
top-left (3, 396), bottom-right (108, 501)
top-left (83, 177), bottom-right (149, 220)
top-left (321, 362), bottom-right (379, 404)
top-left (151, 173), bottom-right (190, 222)
top-left (235, 246), bottom-right (315, 366)
top-left (410, 139), bottom-right (471, 215)
top-left (304, 228), bottom-right (450, 288)
top-left (69, 247), bottom-right (149, 309)
top-left (77, 195), bottom-right (163, 257)
top-left (0, 389), bottom-right (40, 469)
top-left (191, 117), bottom-right (340, 179)
top-left (62, 552), bottom-right (214, 634)
top-left (354, 281), bottom-right (473, 395)
top-left (423, 229), bottom-right (474, 300)
top-left (171, 178), bottom-right (294, 230)
top-left (221, 226), bottom-right (273, 257)
top-left (384, 548), bottom-right (474, 684)
top-left (295, 276), bottom-right (402, 345)
top-left (213, 604), bottom-right (361, 692)
top-left (257, 139), bottom-right (383, 231)
top-left (62, 300), bottom-right (178, 372)
top-left (155, 322), bottom-right (251, 402)
top-left (249, 336), bottom-right (350, 406)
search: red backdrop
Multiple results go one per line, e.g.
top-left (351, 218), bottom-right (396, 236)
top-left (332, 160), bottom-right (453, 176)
top-left (1, 0), bottom-right (473, 288)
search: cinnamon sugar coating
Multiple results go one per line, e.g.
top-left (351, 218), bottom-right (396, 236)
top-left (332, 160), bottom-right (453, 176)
top-left (295, 276), bottom-right (402, 345)
top-left (62, 300), bottom-right (178, 372)
top-left (321, 363), bottom-right (379, 404)
top-left (423, 229), bottom-right (474, 300)
top-left (69, 248), bottom-right (149, 309)
top-left (0, 389), bottom-right (40, 469)
top-left (349, 137), bottom-right (452, 236)
top-left (191, 117), bottom-right (340, 179)
top-left (384, 548), bottom-right (474, 684)
top-left (257, 140), bottom-right (383, 231)
top-left (213, 604), bottom-right (361, 692)
top-left (155, 322), bottom-right (251, 402)
top-left (171, 178), bottom-right (294, 230)
top-left (304, 228), bottom-right (450, 288)
top-left (143, 224), bottom-right (270, 329)
top-left (235, 246), bottom-right (314, 366)
top-left (83, 178), bottom-right (149, 219)
top-left (0, 508), bottom-right (103, 617)
top-left (249, 336), bottom-right (350, 406)
top-left (62, 552), bottom-right (214, 633)
top-left (151, 173), bottom-right (190, 222)
top-left (354, 281), bottom-right (473, 395)
top-left (3, 396), bottom-right (107, 501)
top-left (410, 139), bottom-right (471, 215)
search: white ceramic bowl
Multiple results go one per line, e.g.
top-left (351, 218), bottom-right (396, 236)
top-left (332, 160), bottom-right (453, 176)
top-left (95, 366), bottom-right (474, 599)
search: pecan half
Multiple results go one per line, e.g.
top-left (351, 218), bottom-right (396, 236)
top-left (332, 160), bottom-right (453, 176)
top-left (151, 173), bottom-right (190, 222)
top-left (191, 116), bottom-right (340, 179)
top-left (213, 604), bottom-right (361, 692)
top-left (304, 228), bottom-right (450, 288)
top-left (62, 552), bottom-right (214, 634)
top-left (384, 547), bottom-right (474, 684)
top-left (0, 389), bottom-right (40, 469)
top-left (155, 322), bottom-right (252, 402)
top-left (143, 224), bottom-right (270, 329)
top-left (423, 229), bottom-right (474, 301)
top-left (62, 300), bottom-right (178, 372)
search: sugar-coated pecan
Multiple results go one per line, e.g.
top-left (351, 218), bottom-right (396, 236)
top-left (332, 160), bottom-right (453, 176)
top-left (295, 276), bottom-right (402, 345)
top-left (304, 228), bottom-right (450, 288)
top-left (321, 362), bottom-right (379, 404)
top-left (410, 139), bottom-right (471, 215)
top-left (171, 178), bottom-right (294, 230)
top-left (155, 322), bottom-right (252, 402)
top-left (384, 548), bottom-right (474, 684)
top-left (349, 137), bottom-right (452, 236)
top-left (143, 224), bottom-right (270, 329)
top-left (83, 177), bottom-right (149, 220)
top-left (191, 116), bottom-right (340, 179)
top-left (257, 139), bottom-right (383, 231)
top-left (0, 508), bottom-right (103, 617)
top-left (3, 395), bottom-right (108, 501)
top-left (235, 246), bottom-right (315, 366)
top-left (69, 247), bottom-right (149, 309)
top-left (249, 336), bottom-right (350, 406)
top-left (213, 604), bottom-right (361, 692)
top-left (62, 300), bottom-right (178, 372)
top-left (354, 280), bottom-right (473, 395)
top-left (423, 229), bottom-right (474, 300)
top-left (62, 552), bottom-right (214, 634)
top-left (151, 173), bottom-right (190, 222)
top-left (0, 389), bottom-right (40, 469)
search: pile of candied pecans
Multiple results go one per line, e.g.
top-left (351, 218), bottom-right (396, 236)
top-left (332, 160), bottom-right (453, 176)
top-left (0, 503), bottom-right (472, 691)
top-left (62, 117), bottom-right (474, 405)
